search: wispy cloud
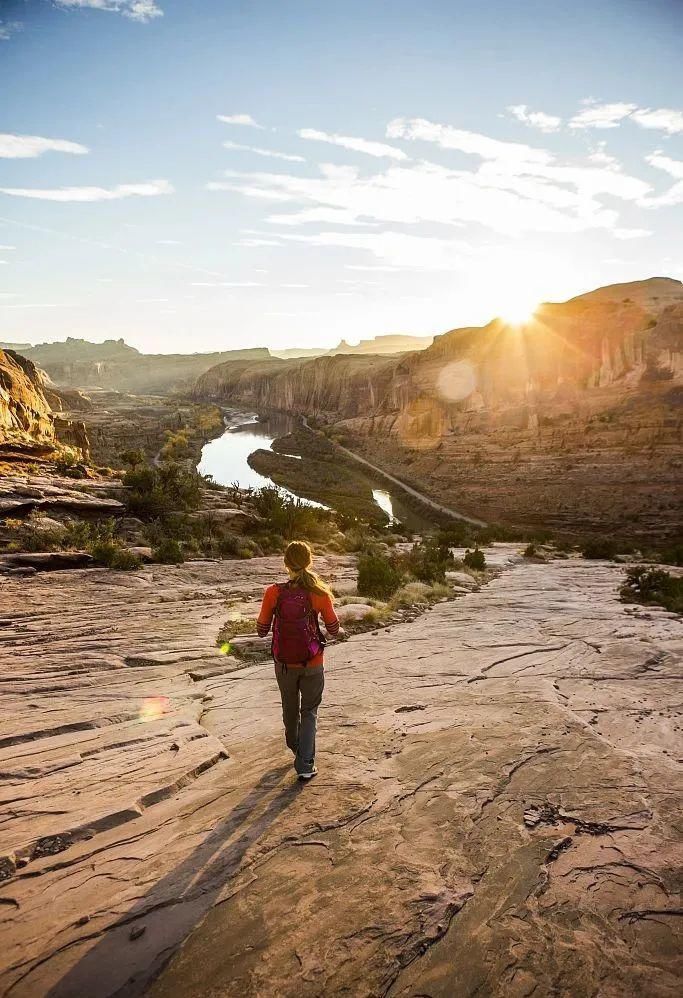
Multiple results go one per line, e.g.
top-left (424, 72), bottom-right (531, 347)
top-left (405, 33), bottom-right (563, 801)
top-left (267, 207), bottom-right (376, 227)
top-left (235, 237), bottom-right (282, 247)
top-left (0, 20), bottom-right (23, 41)
top-left (223, 140), bottom-right (305, 163)
top-left (569, 101), bottom-right (637, 129)
top-left (206, 180), bottom-right (293, 201)
top-left (298, 128), bottom-right (408, 161)
top-left (646, 151), bottom-right (683, 179)
top-left (213, 150), bottom-right (651, 241)
top-left (217, 114), bottom-right (263, 129)
top-left (631, 107), bottom-right (683, 135)
top-left (190, 281), bottom-right (263, 287)
top-left (0, 302), bottom-right (75, 309)
top-left (507, 104), bottom-right (561, 133)
top-left (0, 179), bottom-right (173, 201)
top-left (0, 245), bottom-right (15, 250)
top-left (568, 100), bottom-right (683, 135)
top-left (0, 133), bottom-right (89, 158)
top-left (277, 230), bottom-right (472, 270)
top-left (54, 1), bottom-right (163, 23)
top-left (613, 228), bottom-right (652, 240)
top-left (387, 117), bottom-right (551, 163)
top-left (639, 151), bottom-right (683, 208)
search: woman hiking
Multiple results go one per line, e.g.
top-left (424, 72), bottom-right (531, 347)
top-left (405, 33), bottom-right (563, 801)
top-left (257, 541), bottom-right (340, 781)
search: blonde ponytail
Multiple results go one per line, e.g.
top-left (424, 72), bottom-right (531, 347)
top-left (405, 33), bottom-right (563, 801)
top-left (284, 541), bottom-right (333, 598)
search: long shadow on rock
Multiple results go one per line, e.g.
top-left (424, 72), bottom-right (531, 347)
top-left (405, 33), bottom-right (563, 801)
top-left (47, 764), bottom-right (299, 998)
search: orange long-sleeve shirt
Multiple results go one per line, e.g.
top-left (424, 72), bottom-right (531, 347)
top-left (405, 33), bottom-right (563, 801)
top-left (257, 583), bottom-right (339, 669)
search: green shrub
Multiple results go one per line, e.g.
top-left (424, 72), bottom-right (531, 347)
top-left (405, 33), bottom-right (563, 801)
top-left (123, 462), bottom-right (203, 518)
top-left (620, 566), bottom-right (683, 614)
top-left (582, 537), bottom-right (617, 560)
top-left (251, 486), bottom-right (333, 541)
top-left (119, 448), bottom-right (146, 468)
top-left (402, 537), bottom-right (455, 583)
top-left (657, 542), bottom-right (683, 567)
top-left (357, 552), bottom-right (402, 599)
top-left (463, 548), bottom-right (486, 571)
top-left (90, 541), bottom-right (141, 570)
top-left (152, 538), bottom-right (184, 564)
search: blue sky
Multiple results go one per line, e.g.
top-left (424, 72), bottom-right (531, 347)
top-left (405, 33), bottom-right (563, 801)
top-left (1, 0), bottom-right (682, 353)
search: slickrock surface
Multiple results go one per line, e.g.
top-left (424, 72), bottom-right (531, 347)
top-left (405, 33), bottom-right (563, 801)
top-left (1, 551), bottom-right (681, 997)
top-left (0, 473), bottom-right (124, 518)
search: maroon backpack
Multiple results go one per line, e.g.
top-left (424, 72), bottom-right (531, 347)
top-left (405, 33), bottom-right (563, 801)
top-left (272, 583), bottom-right (325, 666)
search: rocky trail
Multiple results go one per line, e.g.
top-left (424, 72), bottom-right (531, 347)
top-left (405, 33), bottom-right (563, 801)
top-left (0, 549), bottom-right (681, 997)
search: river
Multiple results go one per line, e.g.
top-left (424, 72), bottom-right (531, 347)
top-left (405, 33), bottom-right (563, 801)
top-left (198, 411), bottom-right (406, 523)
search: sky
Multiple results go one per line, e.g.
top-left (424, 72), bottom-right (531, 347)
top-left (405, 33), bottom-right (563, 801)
top-left (1, 0), bottom-right (682, 354)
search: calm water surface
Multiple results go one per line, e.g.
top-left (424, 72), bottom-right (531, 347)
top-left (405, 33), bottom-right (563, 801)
top-left (198, 412), bottom-right (403, 522)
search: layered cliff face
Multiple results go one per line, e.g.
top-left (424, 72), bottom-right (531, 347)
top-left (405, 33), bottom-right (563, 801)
top-left (0, 349), bottom-right (56, 457)
top-left (0, 349), bottom-right (90, 461)
top-left (193, 278), bottom-right (683, 538)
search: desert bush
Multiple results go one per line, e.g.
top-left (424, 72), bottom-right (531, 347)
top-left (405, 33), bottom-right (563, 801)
top-left (216, 617), bottom-right (258, 647)
top-left (251, 486), bottom-right (332, 541)
top-left (436, 522), bottom-right (473, 547)
top-left (463, 548), bottom-right (486, 571)
top-left (63, 518), bottom-right (116, 548)
top-left (582, 537), bottom-right (617, 560)
top-left (523, 543), bottom-right (538, 558)
top-left (342, 524), bottom-right (372, 552)
top-left (90, 541), bottom-right (141, 570)
top-left (402, 537), bottom-right (455, 583)
top-left (160, 429), bottom-right (194, 461)
top-left (152, 537), bottom-right (184, 564)
top-left (357, 551), bottom-right (402, 599)
top-left (119, 448), bottom-right (146, 468)
top-left (123, 462), bottom-right (203, 518)
top-left (657, 541), bottom-right (683, 567)
top-left (620, 566), bottom-right (683, 614)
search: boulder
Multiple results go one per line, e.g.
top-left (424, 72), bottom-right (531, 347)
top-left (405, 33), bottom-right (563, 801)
top-left (337, 602), bottom-right (374, 622)
top-left (0, 551), bottom-right (94, 571)
top-left (127, 546), bottom-right (154, 563)
top-left (191, 508), bottom-right (262, 531)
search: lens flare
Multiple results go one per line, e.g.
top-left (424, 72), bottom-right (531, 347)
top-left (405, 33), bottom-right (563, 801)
top-left (436, 360), bottom-right (477, 402)
top-left (139, 696), bottom-right (170, 723)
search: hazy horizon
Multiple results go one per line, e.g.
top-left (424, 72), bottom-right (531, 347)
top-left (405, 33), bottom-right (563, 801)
top-left (1, 0), bottom-right (682, 353)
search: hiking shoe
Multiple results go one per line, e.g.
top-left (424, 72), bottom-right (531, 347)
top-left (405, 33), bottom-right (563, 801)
top-left (298, 766), bottom-right (318, 781)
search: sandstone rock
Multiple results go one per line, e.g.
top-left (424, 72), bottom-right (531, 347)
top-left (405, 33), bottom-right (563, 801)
top-left (445, 570), bottom-right (478, 588)
top-left (0, 553), bottom-right (680, 997)
top-left (0, 550), bottom-right (93, 571)
top-left (128, 546), bottom-right (154, 562)
top-left (190, 508), bottom-right (261, 530)
top-left (336, 602), bottom-right (374, 622)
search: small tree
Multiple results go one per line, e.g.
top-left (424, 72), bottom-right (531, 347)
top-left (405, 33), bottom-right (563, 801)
top-left (464, 547), bottom-right (486, 571)
top-left (357, 552), bottom-right (402, 599)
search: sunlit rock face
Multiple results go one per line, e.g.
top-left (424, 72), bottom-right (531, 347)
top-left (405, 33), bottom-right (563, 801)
top-left (0, 349), bottom-right (56, 455)
top-left (0, 349), bottom-right (90, 461)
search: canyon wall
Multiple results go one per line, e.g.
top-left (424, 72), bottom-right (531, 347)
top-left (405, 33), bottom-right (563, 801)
top-left (0, 349), bottom-right (89, 461)
top-left (193, 279), bottom-right (683, 539)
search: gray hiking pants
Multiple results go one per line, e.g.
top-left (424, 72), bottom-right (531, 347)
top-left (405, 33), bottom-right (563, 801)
top-left (275, 664), bottom-right (324, 775)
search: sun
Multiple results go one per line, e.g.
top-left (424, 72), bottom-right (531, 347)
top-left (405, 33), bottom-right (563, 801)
top-left (497, 297), bottom-right (540, 326)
